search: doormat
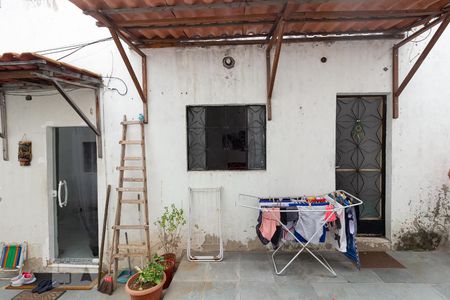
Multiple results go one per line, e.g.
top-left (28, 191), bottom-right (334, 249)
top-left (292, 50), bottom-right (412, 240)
top-left (359, 251), bottom-right (405, 268)
top-left (5, 273), bottom-right (96, 290)
top-left (11, 290), bottom-right (65, 300)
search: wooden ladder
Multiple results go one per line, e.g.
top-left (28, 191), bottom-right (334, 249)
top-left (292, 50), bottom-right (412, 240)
top-left (109, 115), bottom-right (150, 283)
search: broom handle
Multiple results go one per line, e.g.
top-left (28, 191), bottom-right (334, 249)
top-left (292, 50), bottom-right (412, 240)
top-left (98, 185), bottom-right (111, 288)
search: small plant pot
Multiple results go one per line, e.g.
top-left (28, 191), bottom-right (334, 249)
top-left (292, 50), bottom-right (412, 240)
top-left (162, 253), bottom-right (176, 264)
top-left (125, 273), bottom-right (166, 300)
top-left (162, 259), bottom-right (175, 289)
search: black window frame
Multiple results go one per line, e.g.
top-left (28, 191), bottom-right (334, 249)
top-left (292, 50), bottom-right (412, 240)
top-left (186, 105), bottom-right (266, 171)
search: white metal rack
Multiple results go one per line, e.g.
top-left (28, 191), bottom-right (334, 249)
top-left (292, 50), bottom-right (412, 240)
top-left (237, 190), bottom-right (363, 276)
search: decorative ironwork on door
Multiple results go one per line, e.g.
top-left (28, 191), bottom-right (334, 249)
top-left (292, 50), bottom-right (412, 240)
top-left (336, 96), bottom-right (385, 234)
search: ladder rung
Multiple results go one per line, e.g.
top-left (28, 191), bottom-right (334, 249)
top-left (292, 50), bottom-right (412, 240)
top-left (119, 140), bottom-right (143, 145)
top-left (121, 120), bottom-right (143, 125)
top-left (123, 157), bottom-right (143, 161)
top-left (113, 225), bottom-right (149, 230)
top-left (121, 199), bottom-right (145, 204)
top-left (123, 177), bottom-right (145, 182)
top-left (117, 166), bottom-right (144, 171)
top-left (118, 244), bottom-right (148, 251)
top-left (113, 252), bottom-right (148, 259)
top-left (117, 187), bottom-right (145, 192)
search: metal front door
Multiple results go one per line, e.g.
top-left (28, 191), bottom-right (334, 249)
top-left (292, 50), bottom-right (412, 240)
top-left (336, 96), bottom-right (386, 235)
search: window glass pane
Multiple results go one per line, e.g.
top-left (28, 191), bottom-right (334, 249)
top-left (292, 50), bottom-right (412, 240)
top-left (248, 106), bottom-right (266, 170)
top-left (187, 107), bottom-right (206, 170)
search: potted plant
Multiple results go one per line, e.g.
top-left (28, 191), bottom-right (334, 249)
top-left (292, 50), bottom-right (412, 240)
top-left (125, 255), bottom-right (166, 300)
top-left (154, 204), bottom-right (186, 262)
top-left (154, 204), bottom-right (186, 288)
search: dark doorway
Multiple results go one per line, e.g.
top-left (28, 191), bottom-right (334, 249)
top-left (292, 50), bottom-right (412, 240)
top-left (54, 127), bottom-right (98, 261)
top-left (335, 95), bottom-right (386, 235)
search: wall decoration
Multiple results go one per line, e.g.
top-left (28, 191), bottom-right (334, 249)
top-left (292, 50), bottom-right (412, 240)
top-left (18, 136), bottom-right (32, 166)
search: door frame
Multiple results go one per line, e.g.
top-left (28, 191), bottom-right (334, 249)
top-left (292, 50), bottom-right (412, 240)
top-left (46, 126), bottom-right (99, 265)
top-left (335, 94), bottom-right (387, 236)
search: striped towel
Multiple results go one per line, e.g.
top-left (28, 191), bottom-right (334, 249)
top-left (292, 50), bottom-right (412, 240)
top-left (1, 245), bottom-right (22, 269)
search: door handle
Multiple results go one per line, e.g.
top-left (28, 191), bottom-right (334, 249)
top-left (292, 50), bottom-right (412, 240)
top-left (58, 180), bottom-right (68, 208)
top-left (335, 165), bottom-right (341, 169)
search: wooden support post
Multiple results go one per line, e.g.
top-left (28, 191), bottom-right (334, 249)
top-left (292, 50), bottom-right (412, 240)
top-left (266, 22), bottom-right (285, 121)
top-left (110, 28), bottom-right (147, 105)
top-left (95, 89), bottom-right (103, 158)
top-left (0, 91), bottom-right (8, 161)
top-left (142, 55), bottom-right (148, 123)
top-left (51, 80), bottom-right (101, 136)
top-left (392, 47), bottom-right (399, 119)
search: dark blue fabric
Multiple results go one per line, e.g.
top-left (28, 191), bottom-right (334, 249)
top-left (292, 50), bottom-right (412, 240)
top-left (293, 227), bottom-right (327, 244)
top-left (344, 207), bottom-right (361, 269)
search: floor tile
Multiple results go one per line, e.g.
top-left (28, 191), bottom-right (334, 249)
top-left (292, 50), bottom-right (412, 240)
top-left (311, 282), bottom-right (361, 300)
top-left (352, 283), bottom-right (446, 300)
top-left (203, 281), bottom-right (239, 300)
top-left (205, 262), bottom-right (239, 281)
top-left (172, 261), bottom-right (207, 282)
top-left (164, 281), bottom-right (205, 300)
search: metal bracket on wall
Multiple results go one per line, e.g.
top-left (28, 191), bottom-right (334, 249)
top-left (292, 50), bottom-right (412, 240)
top-left (0, 91), bottom-right (8, 161)
top-left (392, 14), bottom-right (450, 119)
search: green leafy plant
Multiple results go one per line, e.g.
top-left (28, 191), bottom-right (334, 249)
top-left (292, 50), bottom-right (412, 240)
top-left (132, 255), bottom-right (165, 291)
top-left (154, 204), bottom-right (186, 254)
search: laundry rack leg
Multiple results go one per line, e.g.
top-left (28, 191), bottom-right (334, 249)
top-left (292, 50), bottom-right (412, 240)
top-left (270, 211), bottom-right (337, 277)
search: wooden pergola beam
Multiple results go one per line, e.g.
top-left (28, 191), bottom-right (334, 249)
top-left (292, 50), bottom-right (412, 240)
top-left (0, 91), bottom-right (8, 161)
top-left (92, 10), bottom-right (149, 123)
top-left (51, 79), bottom-right (101, 137)
top-left (109, 28), bottom-right (149, 122)
top-left (99, 9), bottom-right (442, 30)
top-left (141, 33), bottom-right (403, 48)
top-left (392, 15), bottom-right (449, 118)
top-left (266, 21), bottom-right (286, 121)
top-left (100, 10), bottom-right (442, 31)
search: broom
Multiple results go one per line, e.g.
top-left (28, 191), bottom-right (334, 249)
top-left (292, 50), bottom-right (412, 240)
top-left (98, 185), bottom-right (114, 295)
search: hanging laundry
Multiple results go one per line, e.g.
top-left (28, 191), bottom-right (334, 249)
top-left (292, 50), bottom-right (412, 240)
top-left (294, 205), bottom-right (327, 244)
top-left (280, 206), bottom-right (299, 242)
top-left (329, 200), bottom-right (347, 252)
top-left (344, 206), bottom-right (360, 269)
top-left (256, 208), bottom-right (281, 247)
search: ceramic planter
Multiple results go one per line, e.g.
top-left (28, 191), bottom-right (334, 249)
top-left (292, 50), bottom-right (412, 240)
top-left (125, 273), bottom-right (166, 300)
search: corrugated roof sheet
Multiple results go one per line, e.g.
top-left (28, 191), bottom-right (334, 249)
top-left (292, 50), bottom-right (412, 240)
top-left (69, 0), bottom-right (450, 47)
top-left (0, 52), bottom-right (102, 87)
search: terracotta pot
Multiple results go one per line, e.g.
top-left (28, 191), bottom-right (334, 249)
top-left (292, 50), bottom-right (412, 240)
top-left (162, 253), bottom-right (176, 264)
top-left (125, 273), bottom-right (166, 300)
top-left (162, 259), bottom-right (175, 289)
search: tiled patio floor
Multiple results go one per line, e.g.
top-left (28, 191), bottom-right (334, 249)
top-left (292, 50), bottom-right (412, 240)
top-left (1, 251), bottom-right (450, 299)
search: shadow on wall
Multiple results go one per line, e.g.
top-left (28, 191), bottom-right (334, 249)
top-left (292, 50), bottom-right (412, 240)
top-left (394, 184), bottom-right (450, 250)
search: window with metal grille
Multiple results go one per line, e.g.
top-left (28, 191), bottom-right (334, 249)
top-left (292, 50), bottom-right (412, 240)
top-left (187, 105), bottom-right (266, 171)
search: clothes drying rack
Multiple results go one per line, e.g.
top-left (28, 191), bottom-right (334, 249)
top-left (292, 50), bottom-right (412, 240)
top-left (237, 190), bottom-right (363, 277)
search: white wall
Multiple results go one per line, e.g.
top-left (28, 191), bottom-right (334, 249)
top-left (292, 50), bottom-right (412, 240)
top-left (0, 0), bottom-right (450, 263)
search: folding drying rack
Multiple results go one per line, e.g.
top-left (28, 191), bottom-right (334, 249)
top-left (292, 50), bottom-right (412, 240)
top-left (238, 190), bottom-right (363, 276)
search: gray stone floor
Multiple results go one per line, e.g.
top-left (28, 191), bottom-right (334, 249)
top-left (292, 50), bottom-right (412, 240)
top-left (1, 251), bottom-right (450, 299)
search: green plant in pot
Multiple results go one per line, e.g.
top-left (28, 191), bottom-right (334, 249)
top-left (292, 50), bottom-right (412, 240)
top-left (155, 204), bottom-right (186, 262)
top-left (125, 255), bottom-right (166, 300)
top-left (154, 204), bottom-right (186, 288)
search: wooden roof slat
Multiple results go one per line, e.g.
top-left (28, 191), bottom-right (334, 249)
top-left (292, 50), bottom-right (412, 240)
top-left (69, 0), bottom-right (450, 47)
